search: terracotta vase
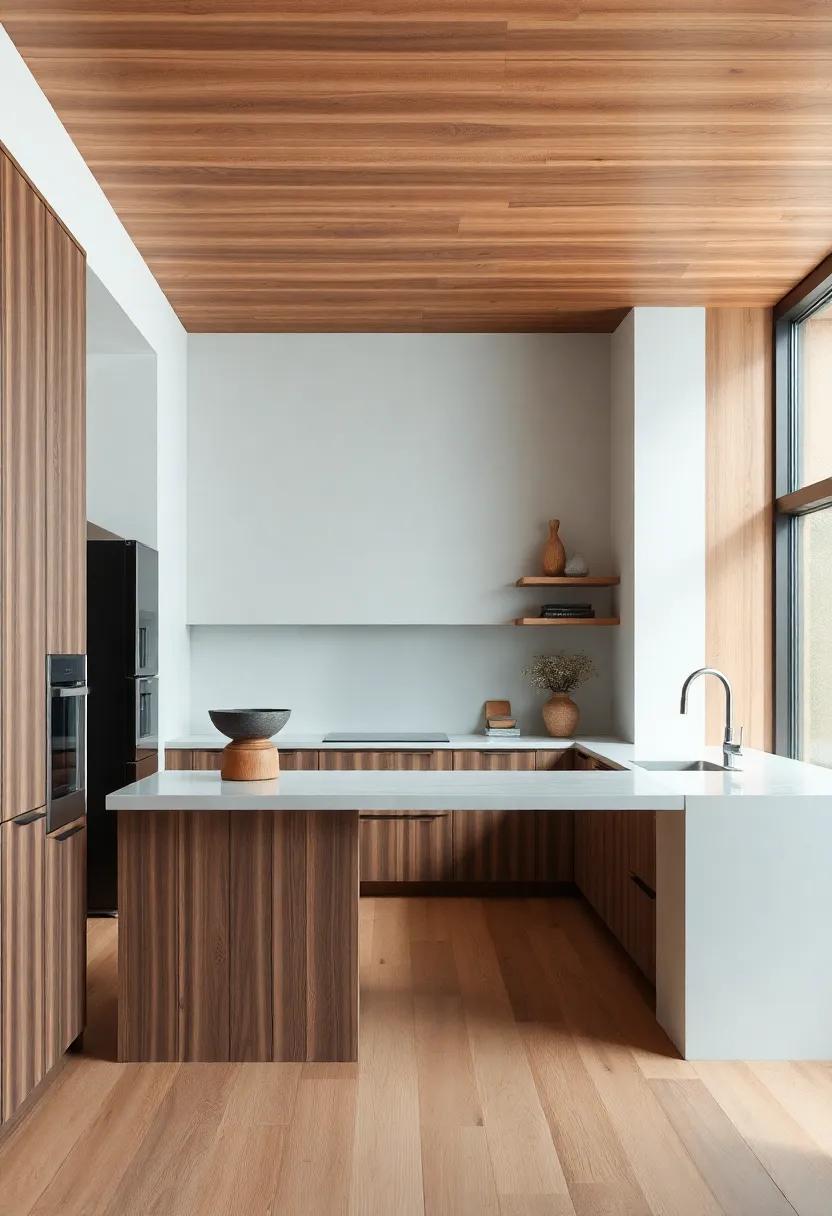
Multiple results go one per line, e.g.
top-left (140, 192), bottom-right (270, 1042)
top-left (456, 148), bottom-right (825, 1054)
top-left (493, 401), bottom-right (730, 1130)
top-left (542, 519), bottom-right (566, 576)
top-left (542, 692), bottom-right (579, 738)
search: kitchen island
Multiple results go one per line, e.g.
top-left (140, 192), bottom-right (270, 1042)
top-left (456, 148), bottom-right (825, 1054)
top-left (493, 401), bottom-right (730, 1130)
top-left (107, 742), bottom-right (832, 1064)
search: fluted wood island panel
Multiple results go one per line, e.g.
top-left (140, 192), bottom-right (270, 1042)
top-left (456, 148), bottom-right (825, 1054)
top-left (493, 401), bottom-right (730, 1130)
top-left (118, 809), bottom-right (359, 1063)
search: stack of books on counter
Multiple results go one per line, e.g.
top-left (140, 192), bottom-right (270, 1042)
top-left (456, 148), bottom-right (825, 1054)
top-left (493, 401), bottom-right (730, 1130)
top-left (539, 602), bottom-right (595, 620)
top-left (483, 699), bottom-right (521, 737)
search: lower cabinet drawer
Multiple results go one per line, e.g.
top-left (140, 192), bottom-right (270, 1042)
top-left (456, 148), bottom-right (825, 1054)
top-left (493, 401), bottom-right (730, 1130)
top-left (360, 812), bottom-right (453, 882)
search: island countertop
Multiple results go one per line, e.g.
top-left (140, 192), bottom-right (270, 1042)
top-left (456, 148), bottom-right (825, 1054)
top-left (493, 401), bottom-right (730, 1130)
top-left (105, 742), bottom-right (832, 812)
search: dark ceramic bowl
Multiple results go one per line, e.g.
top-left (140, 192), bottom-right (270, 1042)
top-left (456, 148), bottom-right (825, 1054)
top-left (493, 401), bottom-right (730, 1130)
top-left (208, 708), bottom-right (291, 742)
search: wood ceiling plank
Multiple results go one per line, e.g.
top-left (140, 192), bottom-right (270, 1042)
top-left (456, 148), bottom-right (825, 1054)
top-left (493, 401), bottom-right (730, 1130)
top-left (5, 1), bottom-right (832, 330)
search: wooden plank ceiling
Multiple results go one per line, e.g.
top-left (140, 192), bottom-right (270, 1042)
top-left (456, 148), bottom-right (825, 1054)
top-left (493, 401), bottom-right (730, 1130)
top-left (4, 2), bottom-right (832, 332)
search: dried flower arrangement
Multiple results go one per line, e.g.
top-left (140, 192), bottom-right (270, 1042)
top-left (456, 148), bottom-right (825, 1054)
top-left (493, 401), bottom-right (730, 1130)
top-left (523, 652), bottom-right (597, 695)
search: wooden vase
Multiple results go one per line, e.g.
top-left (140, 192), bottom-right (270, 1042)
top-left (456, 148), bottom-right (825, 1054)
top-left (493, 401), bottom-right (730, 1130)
top-left (220, 738), bottom-right (280, 781)
top-left (542, 693), bottom-right (579, 738)
top-left (542, 519), bottom-right (566, 576)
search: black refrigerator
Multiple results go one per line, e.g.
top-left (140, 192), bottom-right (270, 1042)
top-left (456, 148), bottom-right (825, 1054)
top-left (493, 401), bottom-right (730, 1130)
top-left (87, 540), bottom-right (160, 914)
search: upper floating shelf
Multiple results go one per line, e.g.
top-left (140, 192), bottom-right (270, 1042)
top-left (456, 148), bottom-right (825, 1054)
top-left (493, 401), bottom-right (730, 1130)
top-left (516, 576), bottom-right (620, 587)
top-left (514, 616), bottom-right (620, 627)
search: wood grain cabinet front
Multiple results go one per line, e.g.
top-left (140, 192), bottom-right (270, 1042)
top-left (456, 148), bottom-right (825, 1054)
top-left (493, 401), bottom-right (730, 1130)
top-left (1, 810), bottom-right (47, 1122)
top-left (574, 807), bottom-right (656, 984)
top-left (0, 154), bottom-right (47, 823)
top-left (45, 210), bottom-right (85, 654)
top-left (45, 817), bottom-right (86, 1069)
top-left (165, 748), bottom-right (319, 772)
top-left (451, 750), bottom-right (572, 883)
top-left (318, 749), bottom-right (452, 883)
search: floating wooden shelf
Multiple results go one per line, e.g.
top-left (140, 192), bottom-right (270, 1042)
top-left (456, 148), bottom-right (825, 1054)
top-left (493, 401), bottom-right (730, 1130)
top-left (516, 576), bottom-right (620, 587)
top-left (514, 617), bottom-right (621, 627)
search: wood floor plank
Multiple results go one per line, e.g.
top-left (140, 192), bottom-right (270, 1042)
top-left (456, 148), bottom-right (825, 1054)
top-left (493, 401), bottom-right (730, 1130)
top-left (272, 1064), bottom-right (359, 1216)
top-left (100, 1063), bottom-right (238, 1216)
top-left (221, 1062), bottom-right (301, 1128)
top-left (412, 937), bottom-right (499, 1215)
top-left (751, 1061), bottom-right (832, 1157)
top-left (554, 896), bottom-right (694, 1080)
top-left (29, 1064), bottom-right (179, 1216)
top-left (3, 901), bottom-right (831, 1216)
top-left (651, 1078), bottom-right (797, 1216)
top-left (697, 1061), bottom-right (832, 1216)
top-left (530, 924), bottom-right (723, 1216)
top-left (349, 908), bottom-right (424, 1215)
top-left (0, 1059), bottom-right (124, 1216)
top-left (180, 1122), bottom-right (287, 1216)
top-left (451, 901), bottom-right (575, 1210)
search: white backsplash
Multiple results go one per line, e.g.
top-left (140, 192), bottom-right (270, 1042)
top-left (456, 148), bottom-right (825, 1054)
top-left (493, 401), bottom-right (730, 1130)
top-left (189, 625), bottom-right (615, 737)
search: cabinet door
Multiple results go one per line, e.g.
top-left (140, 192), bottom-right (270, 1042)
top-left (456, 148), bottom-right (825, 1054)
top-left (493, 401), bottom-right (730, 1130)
top-left (1, 810), bottom-right (46, 1122)
top-left (360, 812), bottom-right (453, 882)
top-left (180, 748), bottom-right (319, 772)
top-left (1, 154), bottom-right (47, 822)
top-left (319, 749), bottom-right (450, 771)
top-left (165, 749), bottom-right (193, 771)
top-left (278, 749), bottom-right (318, 771)
top-left (45, 213), bottom-right (85, 653)
top-left (45, 817), bottom-right (86, 1069)
top-left (451, 750), bottom-right (569, 881)
top-left (319, 750), bottom-right (451, 881)
top-left (191, 750), bottom-right (222, 771)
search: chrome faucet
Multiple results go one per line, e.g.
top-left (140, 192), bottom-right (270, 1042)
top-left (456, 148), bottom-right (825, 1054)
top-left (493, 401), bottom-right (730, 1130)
top-left (679, 667), bottom-right (743, 770)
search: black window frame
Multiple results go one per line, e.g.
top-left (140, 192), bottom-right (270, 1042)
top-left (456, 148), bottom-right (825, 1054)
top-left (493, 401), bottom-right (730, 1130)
top-left (774, 258), bottom-right (832, 759)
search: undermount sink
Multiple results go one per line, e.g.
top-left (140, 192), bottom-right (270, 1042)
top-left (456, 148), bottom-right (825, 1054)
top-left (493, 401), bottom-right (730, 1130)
top-left (634, 759), bottom-right (727, 772)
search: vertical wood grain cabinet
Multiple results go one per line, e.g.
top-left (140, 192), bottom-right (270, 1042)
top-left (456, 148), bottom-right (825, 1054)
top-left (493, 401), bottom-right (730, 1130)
top-left (452, 750), bottom-right (573, 882)
top-left (0, 148), bottom-right (87, 1125)
top-left (319, 749), bottom-right (454, 882)
top-left (1, 154), bottom-right (47, 824)
top-left (1, 812), bottom-right (46, 1122)
top-left (573, 751), bottom-right (656, 982)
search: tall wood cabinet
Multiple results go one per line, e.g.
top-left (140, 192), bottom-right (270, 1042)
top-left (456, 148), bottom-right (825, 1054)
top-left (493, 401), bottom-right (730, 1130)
top-left (1, 154), bottom-right (47, 824)
top-left (1, 811), bottom-right (46, 1121)
top-left (45, 217), bottom-right (86, 653)
top-left (0, 148), bottom-right (87, 1126)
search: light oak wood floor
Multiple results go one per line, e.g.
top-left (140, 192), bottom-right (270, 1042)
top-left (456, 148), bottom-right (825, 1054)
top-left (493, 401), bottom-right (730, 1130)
top-left (1, 897), bottom-right (831, 1215)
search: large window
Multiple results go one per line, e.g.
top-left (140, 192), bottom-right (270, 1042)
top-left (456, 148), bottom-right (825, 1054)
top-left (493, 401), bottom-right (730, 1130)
top-left (775, 280), bottom-right (832, 765)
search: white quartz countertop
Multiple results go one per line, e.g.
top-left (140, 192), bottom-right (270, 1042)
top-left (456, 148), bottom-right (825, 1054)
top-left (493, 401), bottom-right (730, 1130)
top-left (164, 733), bottom-right (572, 751)
top-left (108, 738), bottom-right (832, 810)
top-left (107, 766), bottom-right (684, 811)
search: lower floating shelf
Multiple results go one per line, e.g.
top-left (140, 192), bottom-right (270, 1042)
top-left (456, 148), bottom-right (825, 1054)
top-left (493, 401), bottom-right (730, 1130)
top-left (514, 617), bottom-right (620, 627)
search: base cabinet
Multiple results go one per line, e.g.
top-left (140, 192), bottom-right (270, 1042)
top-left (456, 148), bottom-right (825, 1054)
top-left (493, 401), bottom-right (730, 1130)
top-left (45, 818), bottom-right (86, 1069)
top-left (359, 811), bottom-right (453, 882)
top-left (575, 808), bottom-right (656, 983)
top-left (1, 811), bottom-right (47, 1122)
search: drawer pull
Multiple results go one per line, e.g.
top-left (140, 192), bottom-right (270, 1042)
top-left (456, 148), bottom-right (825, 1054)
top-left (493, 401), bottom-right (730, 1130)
top-left (13, 810), bottom-right (46, 827)
top-left (54, 824), bottom-right (85, 842)
top-left (360, 812), bottom-right (447, 822)
top-left (629, 872), bottom-right (656, 900)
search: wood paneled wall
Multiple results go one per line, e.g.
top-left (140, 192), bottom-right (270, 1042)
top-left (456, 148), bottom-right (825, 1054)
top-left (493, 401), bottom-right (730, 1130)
top-left (705, 309), bottom-right (773, 750)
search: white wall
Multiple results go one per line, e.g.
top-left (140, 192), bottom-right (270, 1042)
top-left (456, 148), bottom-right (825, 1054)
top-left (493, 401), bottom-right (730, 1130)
top-left (0, 28), bottom-right (190, 740)
top-left (188, 333), bottom-right (612, 624)
top-left (189, 625), bottom-right (614, 736)
top-left (87, 354), bottom-right (157, 547)
top-left (610, 308), bottom-right (706, 752)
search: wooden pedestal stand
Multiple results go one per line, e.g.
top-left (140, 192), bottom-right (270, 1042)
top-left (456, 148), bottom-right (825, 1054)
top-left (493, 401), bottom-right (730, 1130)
top-left (220, 738), bottom-right (279, 780)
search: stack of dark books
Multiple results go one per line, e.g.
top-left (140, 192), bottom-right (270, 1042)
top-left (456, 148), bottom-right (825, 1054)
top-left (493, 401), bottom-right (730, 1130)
top-left (539, 602), bottom-right (595, 620)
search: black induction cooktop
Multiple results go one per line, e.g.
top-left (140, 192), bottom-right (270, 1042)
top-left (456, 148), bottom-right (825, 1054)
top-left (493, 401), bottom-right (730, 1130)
top-left (322, 732), bottom-right (450, 743)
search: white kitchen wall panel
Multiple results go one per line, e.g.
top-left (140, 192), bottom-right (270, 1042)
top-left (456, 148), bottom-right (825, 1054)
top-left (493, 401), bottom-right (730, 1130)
top-left (189, 624), bottom-right (614, 737)
top-left (188, 333), bottom-right (612, 624)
